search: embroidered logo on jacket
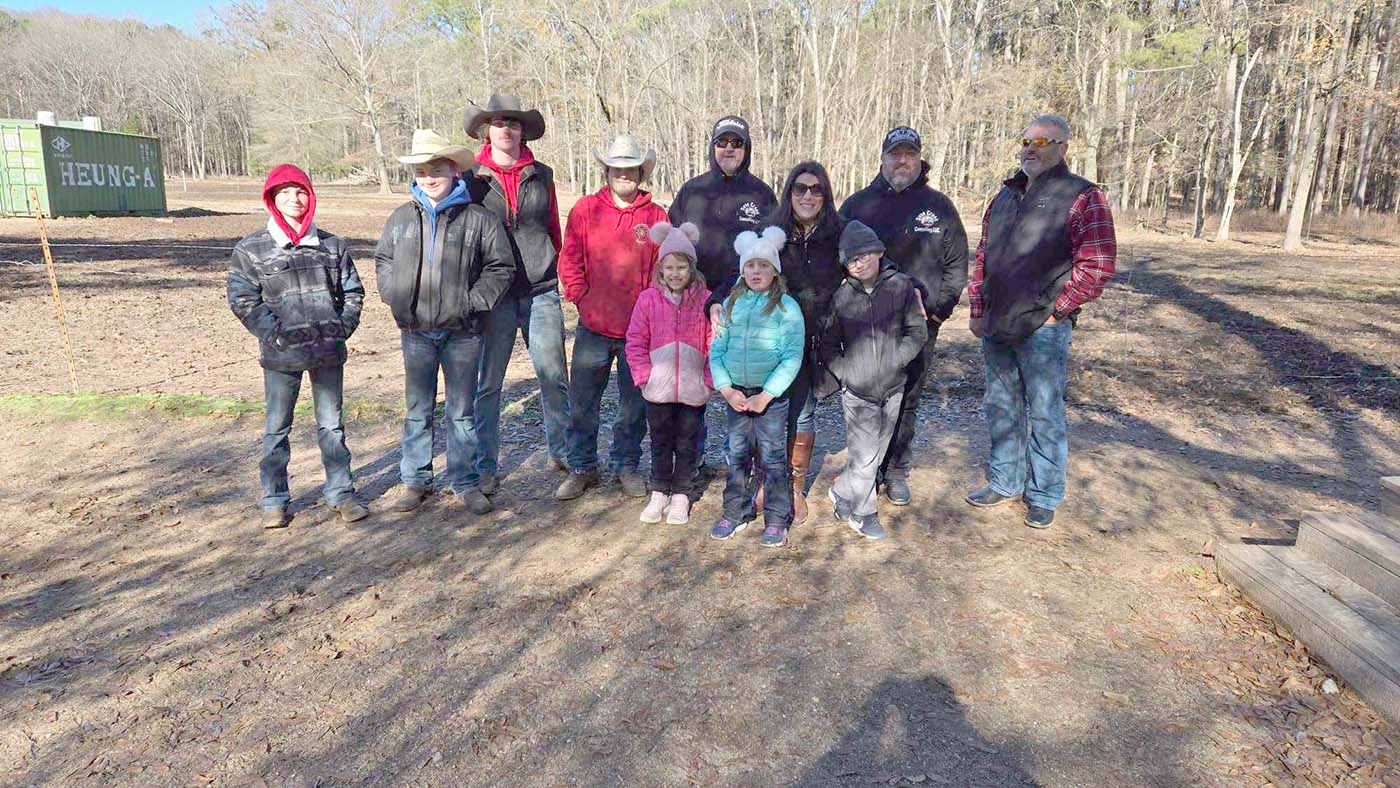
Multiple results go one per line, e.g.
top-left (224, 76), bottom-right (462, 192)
top-left (913, 209), bottom-right (942, 234)
top-left (633, 223), bottom-right (650, 243)
top-left (738, 202), bottom-right (761, 224)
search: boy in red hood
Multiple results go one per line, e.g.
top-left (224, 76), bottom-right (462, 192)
top-left (228, 164), bottom-right (367, 528)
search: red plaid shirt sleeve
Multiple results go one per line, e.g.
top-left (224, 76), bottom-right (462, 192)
top-left (967, 202), bottom-right (991, 318)
top-left (1056, 187), bottom-right (1117, 316)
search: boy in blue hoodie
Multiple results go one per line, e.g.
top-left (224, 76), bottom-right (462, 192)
top-left (375, 129), bottom-right (515, 516)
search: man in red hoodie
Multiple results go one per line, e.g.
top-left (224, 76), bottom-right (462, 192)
top-left (555, 135), bottom-right (668, 500)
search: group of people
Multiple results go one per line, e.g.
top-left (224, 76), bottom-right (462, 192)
top-left (227, 96), bottom-right (1117, 545)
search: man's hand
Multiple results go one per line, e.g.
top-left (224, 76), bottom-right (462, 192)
top-left (968, 316), bottom-right (986, 338)
top-left (720, 386), bottom-right (749, 412)
top-left (708, 303), bottom-right (726, 333)
top-left (746, 391), bottom-right (774, 414)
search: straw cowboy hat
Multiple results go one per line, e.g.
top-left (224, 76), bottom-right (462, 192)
top-left (395, 129), bottom-right (473, 168)
top-left (464, 94), bottom-right (547, 141)
top-left (594, 135), bottom-right (656, 182)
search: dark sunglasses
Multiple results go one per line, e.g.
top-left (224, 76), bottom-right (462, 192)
top-left (791, 183), bottom-right (824, 197)
top-left (489, 118), bottom-right (523, 130)
top-left (714, 138), bottom-right (746, 150)
top-left (1020, 137), bottom-right (1065, 148)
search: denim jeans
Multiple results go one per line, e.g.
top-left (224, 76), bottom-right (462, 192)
top-left (473, 290), bottom-right (570, 479)
top-left (722, 392), bottom-right (792, 526)
top-left (785, 356), bottom-right (818, 439)
top-left (646, 401), bottom-right (704, 496)
top-left (565, 325), bottom-right (647, 473)
top-left (260, 365), bottom-right (353, 510)
top-left (981, 320), bottom-right (1071, 510)
top-left (400, 329), bottom-right (484, 494)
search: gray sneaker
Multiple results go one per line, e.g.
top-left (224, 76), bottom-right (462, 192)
top-left (618, 470), bottom-right (648, 498)
top-left (855, 513), bottom-right (887, 540)
top-left (828, 487), bottom-right (852, 522)
top-left (454, 488), bottom-right (494, 515)
top-left (555, 470), bottom-right (598, 500)
top-left (478, 474), bottom-right (499, 496)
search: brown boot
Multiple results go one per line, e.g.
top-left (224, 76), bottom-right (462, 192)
top-left (790, 432), bottom-right (815, 524)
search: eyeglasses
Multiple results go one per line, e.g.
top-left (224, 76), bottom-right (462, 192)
top-left (714, 138), bottom-right (746, 150)
top-left (792, 183), bottom-right (824, 197)
top-left (1020, 137), bottom-right (1065, 148)
top-left (489, 118), bottom-right (523, 130)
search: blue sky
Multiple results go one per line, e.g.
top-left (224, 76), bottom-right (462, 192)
top-left (3, 0), bottom-right (214, 31)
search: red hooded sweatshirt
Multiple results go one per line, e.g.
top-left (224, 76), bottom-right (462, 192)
top-left (557, 186), bottom-right (668, 339)
top-left (262, 164), bottom-right (316, 245)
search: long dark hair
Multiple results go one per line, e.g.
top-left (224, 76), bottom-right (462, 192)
top-left (768, 160), bottom-right (837, 234)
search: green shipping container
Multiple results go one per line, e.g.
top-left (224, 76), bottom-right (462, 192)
top-left (0, 121), bottom-right (166, 217)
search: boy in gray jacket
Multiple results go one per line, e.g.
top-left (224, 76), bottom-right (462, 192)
top-left (818, 221), bottom-right (928, 539)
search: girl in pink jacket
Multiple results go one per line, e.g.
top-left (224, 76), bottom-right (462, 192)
top-left (624, 222), bottom-right (713, 525)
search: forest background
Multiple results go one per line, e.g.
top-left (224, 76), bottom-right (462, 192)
top-left (3, 0), bottom-right (1399, 249)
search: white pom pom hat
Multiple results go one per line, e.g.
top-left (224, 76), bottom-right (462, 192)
top-left (733, 226), bottom-right (787, 274)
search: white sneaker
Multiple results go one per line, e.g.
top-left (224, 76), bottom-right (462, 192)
top-left (666, 494), bottom-right (691, 524)
top-left (640, 491), bottom-right (669, 523)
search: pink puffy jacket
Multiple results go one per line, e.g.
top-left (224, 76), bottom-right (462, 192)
top-left (624, 278), bottom-right (713, 407)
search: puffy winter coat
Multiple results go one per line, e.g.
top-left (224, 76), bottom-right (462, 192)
top-left (819, 263), bottom-right (929, 403)
top-left (780, 214), bottom-right (846, 343)
top-left (558, 187), bottom-right (668, 338)
top-left (374, 181), bottom-right (515, 332)
top-left (624, 278), bottom-right (714, 407)
top-left (228, 224), bottom-right (364, 372)
top-left (709, 290), bottom-right (805, 398)
top-left (839, 161), bottom-right (969, 326)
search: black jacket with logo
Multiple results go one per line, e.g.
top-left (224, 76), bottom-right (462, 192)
top-left (227, 227), bottom-right (364, 372)
top-left (668, 143), bottom-right (776, 301)
top-left (467, 160), bottom-right (560, 299)
top-left (817, 263), bottom-right (929, 403)
top-left (838, 162), bottom-right (969, 327)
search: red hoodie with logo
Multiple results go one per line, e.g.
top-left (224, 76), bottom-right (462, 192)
top-left (557, 186), bottom-right (668, 339)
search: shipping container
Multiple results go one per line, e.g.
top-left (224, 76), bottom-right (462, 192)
top-left (0, 120), bottom-right (166, 217)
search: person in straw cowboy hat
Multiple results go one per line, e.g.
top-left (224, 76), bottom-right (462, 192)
top-left (375, 128), bottom-right (516, 517)
top-left (554, 134), bottom-right (669, 501)
top-left (462, 94), bottom-right (571, 498)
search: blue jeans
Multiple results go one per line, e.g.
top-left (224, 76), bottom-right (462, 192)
top-left (565, 325), bottom-right (646, 473)
top-left (722, 392), bottom-right (792, 526)
top-left (400, 329), bottom-right (484, 494)
top-left (473, 290), bottom-right (570, 478)
top-left (260, 365), bottom-right (353, 510)
top-left (981, 320), bottom-right (1072, 510)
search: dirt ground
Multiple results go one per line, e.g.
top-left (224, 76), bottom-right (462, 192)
top-left (1, 180), bottom-right (1398, 787)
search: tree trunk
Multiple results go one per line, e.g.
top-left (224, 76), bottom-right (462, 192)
top-left (1284, 77), bottom-right (1327, 251)
top-left (1310, 7), bottom-right (1355, 215)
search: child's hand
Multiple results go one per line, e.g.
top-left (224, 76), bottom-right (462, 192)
top-left (747, 392), bottom-right (773, 414)
top-left (720, 387), bottom-right (749, 412)
top-left (708, 303), bottom-right (727, 333)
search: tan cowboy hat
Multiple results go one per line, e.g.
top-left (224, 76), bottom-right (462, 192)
top-left (464, 94), bottom-right (547, 141)
top-left (395, 129), bottom-right (473, 168)
top-left (594, 135), bottom-right (656, 182)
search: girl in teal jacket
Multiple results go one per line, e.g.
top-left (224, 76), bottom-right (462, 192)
top-left (709, 226), bottom-right (805, 547)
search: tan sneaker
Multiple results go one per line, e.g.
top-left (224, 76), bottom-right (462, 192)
top-left (331, 499), bottom-right (369, 523)
top-left (261, 508), bottom-right (289, 529)
top-left (389, 486), bottom-right (431, 512)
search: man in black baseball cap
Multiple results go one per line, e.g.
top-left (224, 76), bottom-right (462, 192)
top-left (838, 125), bottom-right (968, 506)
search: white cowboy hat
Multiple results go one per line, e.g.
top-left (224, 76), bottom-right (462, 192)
top-left (396, 129), bottom-right (473, 168)
top-left (593, 135), bottom-right (656, 182)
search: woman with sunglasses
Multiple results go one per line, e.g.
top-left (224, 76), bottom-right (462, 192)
top-left (763, 161), bottom-right (847, 523)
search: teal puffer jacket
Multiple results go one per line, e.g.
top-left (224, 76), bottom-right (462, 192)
top-left (710, 289), bottom-right (805, 397)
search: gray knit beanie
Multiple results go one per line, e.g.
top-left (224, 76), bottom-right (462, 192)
top-left (839, 220), bottom-right (886, 263)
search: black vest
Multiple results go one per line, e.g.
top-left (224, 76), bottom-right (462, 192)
top-left (982, 163), bottom-right (1092, 343)
top-left (468, 161), bottom-right (559, 298)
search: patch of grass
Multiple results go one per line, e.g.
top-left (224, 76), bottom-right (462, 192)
top-left (0, 392), bottom-right (402, 422)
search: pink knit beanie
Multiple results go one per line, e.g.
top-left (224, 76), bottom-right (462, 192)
top-left (649, 221), bottom-right (700, 263)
